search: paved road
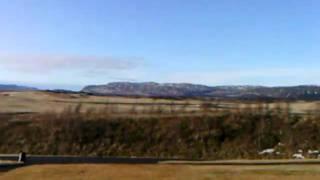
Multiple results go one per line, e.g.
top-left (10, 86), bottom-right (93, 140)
top-left (160, 159), bottom-right (320, 165)
top-left (2, 154), bottom-right (320, 167)
top-left (0, 154), bottom-right (178, 166)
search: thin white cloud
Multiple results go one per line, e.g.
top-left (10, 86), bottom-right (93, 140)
top-left (0, 53), bottom-right (141, 74)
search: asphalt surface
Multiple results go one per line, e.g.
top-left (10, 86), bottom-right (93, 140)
top-left (2, 154), bottom-right (320, 168)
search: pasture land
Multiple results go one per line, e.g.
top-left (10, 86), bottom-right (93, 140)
top-left (1, 91), bottom-right (320, 159)
top-left (0, 91), bottom-right (319, 116)
top-left (2, 164), bottom-right (320, 180)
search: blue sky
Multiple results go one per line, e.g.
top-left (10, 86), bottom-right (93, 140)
top-left (0, 0), bottom-right (320, 90)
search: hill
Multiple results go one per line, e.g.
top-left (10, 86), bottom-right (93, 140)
top-left (82, 82), bottom-right (320, 100)
top-left (0, 84), bottom-right (37, 92)
top-left (82, 82), bottom-right (212, 97)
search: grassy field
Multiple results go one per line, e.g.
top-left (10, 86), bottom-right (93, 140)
top-left (0, 91), bottom-right (201, 114)
top-left (1, 92), bottom-right (320, 179)
top-left (2, 164), bottom-right (320, 180)
top-left (0, 91), bottom-right (319, 115)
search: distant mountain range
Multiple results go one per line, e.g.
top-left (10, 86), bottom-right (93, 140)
top-left (0, 84), bottom-right (37, 92)
top-left (2, 82), bottom-right (320, 100)
top-left (82, 82), bottom-right (320, 100)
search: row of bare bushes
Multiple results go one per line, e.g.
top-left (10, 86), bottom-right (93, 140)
top-left (0, 103), bottom-right (320, 159)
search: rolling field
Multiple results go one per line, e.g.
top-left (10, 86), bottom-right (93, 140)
top-left (0, 91), bottom-right (201, 115)
top-left (2, 164), bottom-right (320, 180)
top-left (1, 91), bottom-right (320, 179)
top-left (0, 91), bottom-right (319, 116)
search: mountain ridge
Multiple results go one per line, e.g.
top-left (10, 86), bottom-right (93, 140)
top-left (2, 82), bottom-right (320, 100)
top-left (82, 82), bottom-right (320, 100)
top-left (0, 84), bottom-right (38, 92)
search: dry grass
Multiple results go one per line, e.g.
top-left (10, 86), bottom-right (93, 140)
top-left (1, 91), bottom-right (319, 116)
top-left (0, 91), bottom-right (201, 115)
top-left (1, 164), bottom-right (320, 180)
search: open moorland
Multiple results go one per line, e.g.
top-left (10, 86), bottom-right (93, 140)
top-left (2, 91), bottom-right (320, 179)
top-left (1, 91), bottom-right (320, 158)
top-left (0, 94), bottom-right (320, 159)
top-left (1, 91), bottom-right (320, 116)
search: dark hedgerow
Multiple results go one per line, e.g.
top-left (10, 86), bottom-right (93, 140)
top-left (0, 108), bottom-right (319, 160)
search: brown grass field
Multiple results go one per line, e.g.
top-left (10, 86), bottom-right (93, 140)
top-left (2, 164), bottom-right (320, 180)
top-left (0, 91), bottom-right (319, 115)
top-left (0, 91), bottom-right (201, 114)
top-left (1, 91), bottom-right (320, 179)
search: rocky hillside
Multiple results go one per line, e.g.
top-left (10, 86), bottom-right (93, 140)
top-left (82, 82), bottom-right (213, 97)
top-left (82, 82), bottom-right (320, 100)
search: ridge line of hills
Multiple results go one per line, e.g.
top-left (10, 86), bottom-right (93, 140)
top-left (2, 82), bottom-right (320, 100)
top-left (82, 82), bottom-right (320, 100)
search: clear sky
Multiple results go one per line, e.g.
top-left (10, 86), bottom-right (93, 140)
top-left (0, 0), bottom-right (320, 90)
